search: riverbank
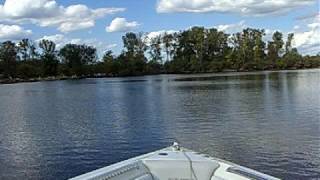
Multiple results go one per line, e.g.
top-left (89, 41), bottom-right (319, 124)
top-left (0, 76), bottom-right (85, 84)
top-left (0, 68), bottom-right (319, 85)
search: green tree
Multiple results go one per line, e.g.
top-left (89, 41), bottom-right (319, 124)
top-left (282, 48), bottom-right (302, 69)
top-left (0, 41), bottom-right (18, 78)
top-left (267, 41), bottom-right (277, 68)
top-left (103, 50), bottom-right (119, 75)
top-left (39, 39), bottom-right (59, 76)
top-left (39, 39), bottom-right (55, 54)
top-left (1, 27), bottom-right (317, 81)
top-left (149, 35), bottom-right (162, 63)
top-left (122, 32), bottom-right (147, 58)
top-left (229, 29), bottom-right (256, 70)
top-left (103, 50), bottom-right (114, 62)
top-left (267, 31), bottom-right (284, 68)
top-left (205, 28), bottom-right (229, 71)
top-left (229, 32), bottom-right (243, 70)
top-left (190, 27), bottom-right (206, 71)
top-left (119, 32), bottom-right (148, 75)
top-left (18, 39), bottom-right (32, 61)
top-left (60, 44), bottom-right (97, 76)
top-left (170, 28), bottom-right (202, 72)
top-left (282, 34), bottom-right (302, 68)
top-left (253, 29), bottom-right (266, 70)
top-left (17, 63), bottom-right (41, 79)
top-left (285, 33), bottom-right (294, 53)
top-left (171, 31), bottom-right (190, 72)
top-left (162, 32), bottom-right (174, 62)
top-left (273, 31), bottom-right (284, 56)
top-left (18, 39), bottom-right (38, 60)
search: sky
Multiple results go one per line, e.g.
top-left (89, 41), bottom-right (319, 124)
top-left (0, 0), bottom-right (318, 56)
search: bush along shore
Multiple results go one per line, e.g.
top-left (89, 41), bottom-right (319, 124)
top-left (0, 27), bottom-right (320, 84)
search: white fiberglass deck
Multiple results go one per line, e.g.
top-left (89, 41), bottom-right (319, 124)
top-left (70, 143), bottom-right (280, 180)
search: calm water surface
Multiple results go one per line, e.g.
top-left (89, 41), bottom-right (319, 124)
top-left (0, 70), bottom-right (319, 180)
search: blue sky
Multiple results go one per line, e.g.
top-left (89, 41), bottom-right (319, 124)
top-left (0, 0), bottom-right (318, 55)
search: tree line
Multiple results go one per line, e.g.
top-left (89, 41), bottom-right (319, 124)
top-left (0, 27), bottom-right (319, 81)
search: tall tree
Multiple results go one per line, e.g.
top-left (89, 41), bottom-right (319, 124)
top-left (229, 29), bottom-right (256, 70)
top-left (285, 33), bottom-right (294, 53)
top-left (60, 44), bottom-right (97, 76)
top-left (272, 31), bottom-right (284, 57)
top-left (283, 33), bottom-right (302, 68)
top-left (162, 32), bottom-right (174, 62)
top-left (122, 32), bottom-right (147, 58)
top-left (253, 29), bottom-right (266, 69)
top-left (19, 39), bottom-right (38, 61)
top-left (190, 27), bottom-right (206, 71)
top-left (123, 32), bottom-right (138, 56)
top-left (39, 39), bottom-right (56, 54)
top-left (267, 41), bottom-right (277, 68)
top-left (29, 42), bottom-right (38, 60)
top-left (229, 32), bottom-right (243, 70)
top-left (267, 31), bottom-right (284, 68)
top-left (1, 27), bottom-right (319, 80)
top-left (103, 50), bottom-right (118, 75)
top-left (205, 28), bottom-right (229, 71)
top-left (103, 50), bottom-right (114, 62)
top-left (0, 41), bottom-right (18, 78)
top-left (120, 32), bottom-right (148, 75)
top-left (149, 35), bottom-right (162, 63)
top-left (39, 39), bottom-right (58, 76)
top-left (18, 39), bottom-right (33, 61)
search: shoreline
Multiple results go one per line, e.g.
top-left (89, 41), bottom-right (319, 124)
top-left (0, 68), bottom-right (319, 85)
top-left (0, 76), bottom-right (85, 85)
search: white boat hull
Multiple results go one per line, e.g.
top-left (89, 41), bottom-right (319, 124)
top-left (70, 144), bottom-right (280, 180)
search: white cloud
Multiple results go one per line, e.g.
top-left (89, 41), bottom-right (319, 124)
top-left (57, 20), bottom-right (95, 33)
top-left (157, 0), bottom-right (315, 16)
top-left (293, 25), bottom-right (300, 30)
top-left (215, 21), bottom-right (247, 33)
top-left (292, 14), bottom-right (320, 54)
top-left (0, 0), bottom-right (125, 33)
top-left (0, 24), bottom-right (32, 40)
top-left (37, 34), bottom-right (65, 49)
top-left (106, 17), bottom-right (139, 33)
top-left (0, 0), bottom-right (58, 19)
top-left (144, 30), bottom-right (177, 46)
top-left (146, 30), bottom-right (176, 39)
top-left (106, 44), bottom-right (118, 49)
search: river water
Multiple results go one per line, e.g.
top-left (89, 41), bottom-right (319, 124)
top-left (0, 69), bottom-right (319, 179)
